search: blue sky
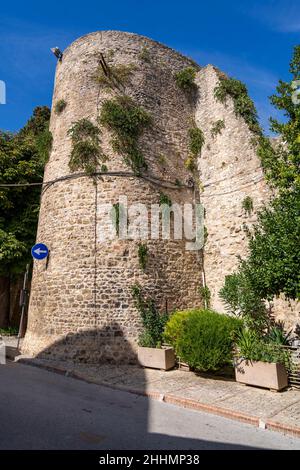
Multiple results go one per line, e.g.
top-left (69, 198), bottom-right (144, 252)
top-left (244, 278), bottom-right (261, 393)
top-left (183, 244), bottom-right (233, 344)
top-left (0, 0), bottom-right (299, 133)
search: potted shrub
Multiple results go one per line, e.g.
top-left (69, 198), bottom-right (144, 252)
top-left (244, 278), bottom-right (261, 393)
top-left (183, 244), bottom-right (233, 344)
top-left (164, 309), bottom-right (243, 373)
top-left (234, 328), bottom-right (290, 391)
top-left (132, 284), bottom-right (175, 370)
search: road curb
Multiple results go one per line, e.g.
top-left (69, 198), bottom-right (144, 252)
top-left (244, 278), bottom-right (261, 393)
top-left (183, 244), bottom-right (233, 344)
top-left (16, 357), bottom-right (300, 439)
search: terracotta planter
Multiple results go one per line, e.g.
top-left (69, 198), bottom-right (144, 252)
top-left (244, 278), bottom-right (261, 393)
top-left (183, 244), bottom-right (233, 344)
top-left (235, 358), bottom-right (288, 391)
top-left (138, 346), bottom-right (175, 370)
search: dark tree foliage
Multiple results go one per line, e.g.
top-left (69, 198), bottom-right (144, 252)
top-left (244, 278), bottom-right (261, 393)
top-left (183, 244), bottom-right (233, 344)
top-left (0, 106), bottom-right (50, 275)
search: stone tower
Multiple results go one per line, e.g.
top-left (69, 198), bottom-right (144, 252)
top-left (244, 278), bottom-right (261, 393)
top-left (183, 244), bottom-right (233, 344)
top-left (22, 31), bottom-right (203, 362)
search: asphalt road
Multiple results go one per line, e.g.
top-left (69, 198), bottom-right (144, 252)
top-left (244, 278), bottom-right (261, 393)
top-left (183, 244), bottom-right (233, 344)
top-left (0, 361), bottom-right (299, 450)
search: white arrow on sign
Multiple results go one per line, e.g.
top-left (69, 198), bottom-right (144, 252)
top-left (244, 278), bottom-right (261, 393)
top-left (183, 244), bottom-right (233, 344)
top-left (34, 248), bottom-right (48, 255)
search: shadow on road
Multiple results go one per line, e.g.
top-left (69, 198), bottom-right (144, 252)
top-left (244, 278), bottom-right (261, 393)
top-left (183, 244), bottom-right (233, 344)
top-left (0, 324), bottom-right (270, 450)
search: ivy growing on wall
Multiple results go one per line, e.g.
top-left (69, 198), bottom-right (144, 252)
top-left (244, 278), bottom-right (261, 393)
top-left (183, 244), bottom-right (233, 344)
top-left (214, 77), bottom-right (261, 135)
top-left (159, 192), bottom-right (172, 207)
top-left (68, 119), bottom-right (106, 175)
top-left (199, 285), bottom-right (211, 308)
top-left (188, 125), bottom-right (205, 165)
top-left (138, 243), bottom-right (149, 270)
top-left (94, 63), bottom-right (136, 89)
top-left (242, 196), bottom-right (254, 216)
top-left (211, 119), bottom-right (225, 138)
top-left (131, 283), bottom-right (168, 348)
top-left (175, 67), bottom-right (197, 92)
top-left (99, 95), bottom-right (152, 175)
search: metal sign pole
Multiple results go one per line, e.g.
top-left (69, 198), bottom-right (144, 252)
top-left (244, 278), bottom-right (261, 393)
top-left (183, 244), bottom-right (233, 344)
top-left (17, 263), bottom-right (30, 350)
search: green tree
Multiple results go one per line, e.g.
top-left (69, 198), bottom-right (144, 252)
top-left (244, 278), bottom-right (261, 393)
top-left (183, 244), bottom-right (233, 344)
top-left (257, 46), bottom-right (300, 191)
top-left (220, 46), bottom-right (300, 329)
top-left (0, 106), bottom-right (50, 326)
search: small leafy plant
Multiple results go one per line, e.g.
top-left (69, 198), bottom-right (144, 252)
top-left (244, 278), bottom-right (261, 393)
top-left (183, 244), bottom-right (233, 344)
top-left (139, 47), bottom-right (151, 63)
top-left (184, 156), bottom-right (197, 172)
top-left (159, 192), bottom-right (172, 207)
top-left (199, 285), bottom-right (211, 308)
top-left (211, 119), bottom-right (225, 137)
top-left (188, 126), bottom-right (204, 155)
top-left (132, 284), bottom-right (168, 348)
top-left (242, 196), bottom-right (254, 216)
top-left (0, 326), bottom-right (18, 336)
top-left (214, 77), bottom-right (261, 135)
top-left (138, 243), bottom-right (149, 270)
top-left (54, 99), bottom-right (67, 114)
top-left (235, 328), bottom-right (291, 365)
top-left (175, 67), bottom-right (197, 91)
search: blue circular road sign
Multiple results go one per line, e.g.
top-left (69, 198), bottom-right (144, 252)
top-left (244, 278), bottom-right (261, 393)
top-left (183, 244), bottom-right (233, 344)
top-left (31, 243), bottom-right (49, 260)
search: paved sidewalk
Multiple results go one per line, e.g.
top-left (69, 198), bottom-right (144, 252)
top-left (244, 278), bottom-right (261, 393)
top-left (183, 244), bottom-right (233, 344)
top-left (14, 355), bottom-right (300, 438)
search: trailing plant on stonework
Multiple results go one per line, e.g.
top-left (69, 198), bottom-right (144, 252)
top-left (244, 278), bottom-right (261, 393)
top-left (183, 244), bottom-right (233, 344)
top-left (68, 118), bottom-right (100, 142)
top-left (94, 63), bottom-right (136, 89)
top-left (214, 77), bottom-right (261, 135)
top-left (188, 126), bottom-right (205, 155)
top-left (131, 284), bottom-right (168, 348)
top-left (164, 309), bottom-right (242, 371)
top-left (199, 285), bottom-right (211, 308)
top-left (184, 155), bottom-right (197, 172)
top-left (138, 243), bottom-right (149, 271)
top-left (158, 153), bottom-right (166, 165)
top-left (99, 95), bottom-right (152, 175)
top-left (175, 67), bottom-right (197, 91)
top-left (211, 119), bottom-right (225, 138)
top-left (54, 99), bottom-right (67, 114)
top-left (159, 192), bottom-right (172, 207)
top-left (242, 196), bottom-right (254, 216)
top-left (68, 119), bottom-right (106, 175)
top-left (139, 47), bottom-right (151, 63)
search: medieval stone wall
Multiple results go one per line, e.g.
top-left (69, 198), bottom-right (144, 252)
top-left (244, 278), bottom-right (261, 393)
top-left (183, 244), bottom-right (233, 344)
top-left (195, 65), bottom-right (299, 329)
top-left (23, 31), bottom-right (299, 362)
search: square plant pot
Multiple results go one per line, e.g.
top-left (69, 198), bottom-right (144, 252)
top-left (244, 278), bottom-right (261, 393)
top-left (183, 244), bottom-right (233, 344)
top-left (235, 359), bottom-right (288, 391)
top-left (138, 346), bottom-right (175, 371)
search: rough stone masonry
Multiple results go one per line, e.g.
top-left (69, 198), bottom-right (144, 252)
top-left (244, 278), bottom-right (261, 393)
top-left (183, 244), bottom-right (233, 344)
top-left (22, 31), bottom-right (299, 363)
